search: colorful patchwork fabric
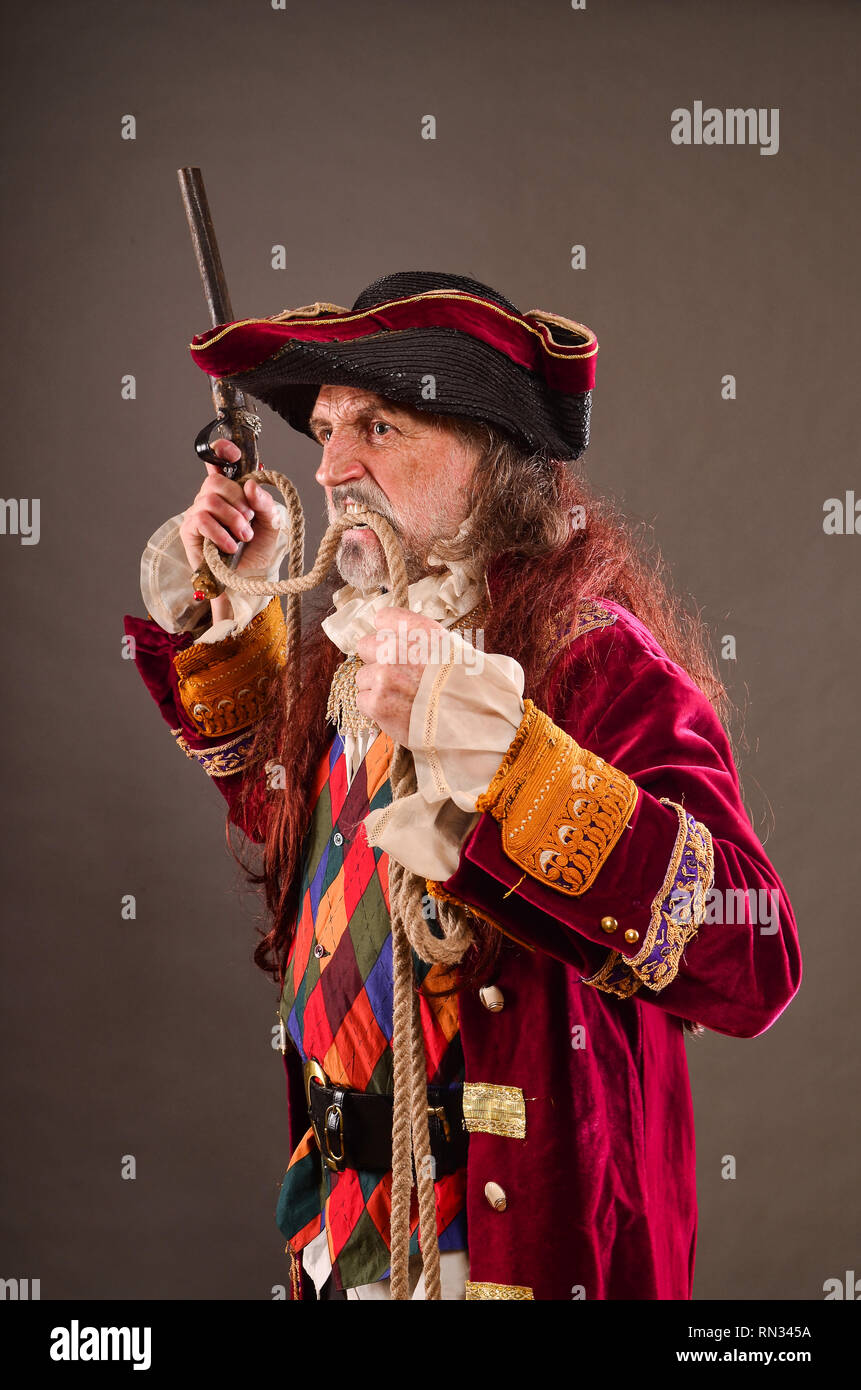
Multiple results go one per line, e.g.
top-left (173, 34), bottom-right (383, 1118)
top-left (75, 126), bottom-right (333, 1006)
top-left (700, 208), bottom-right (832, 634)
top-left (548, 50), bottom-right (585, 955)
top-left (276, 731), bottom-right (467, 1290)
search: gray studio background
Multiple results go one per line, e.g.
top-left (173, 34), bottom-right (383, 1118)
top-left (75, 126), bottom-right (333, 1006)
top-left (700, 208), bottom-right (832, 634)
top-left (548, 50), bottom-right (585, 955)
top-left (1, 0), bottom-right (858, 1300)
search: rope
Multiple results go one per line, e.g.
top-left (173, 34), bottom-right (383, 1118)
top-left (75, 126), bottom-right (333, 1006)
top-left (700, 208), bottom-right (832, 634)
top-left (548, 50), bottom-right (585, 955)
top-left (201, 469), bottom-right (474, 1301)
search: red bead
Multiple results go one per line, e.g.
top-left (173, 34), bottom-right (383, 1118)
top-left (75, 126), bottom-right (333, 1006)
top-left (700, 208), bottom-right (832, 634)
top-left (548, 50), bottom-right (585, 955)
top-left (193, 589), bottom-right (206, 601)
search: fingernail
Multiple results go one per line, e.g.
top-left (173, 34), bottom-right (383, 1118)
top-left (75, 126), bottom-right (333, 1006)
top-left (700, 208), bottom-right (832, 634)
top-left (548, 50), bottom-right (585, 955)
top-left (241, 523), bottom-right (254, 540)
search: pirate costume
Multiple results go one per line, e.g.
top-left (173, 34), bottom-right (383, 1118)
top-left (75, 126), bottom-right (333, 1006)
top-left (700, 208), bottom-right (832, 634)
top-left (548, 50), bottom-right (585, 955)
top-left (124, 271), bottom-right (801, 1300)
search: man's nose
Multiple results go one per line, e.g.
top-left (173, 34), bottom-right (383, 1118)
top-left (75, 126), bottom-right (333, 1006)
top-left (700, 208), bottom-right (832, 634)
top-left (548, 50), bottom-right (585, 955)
top-left (314, 431), bottom-right (368, 488)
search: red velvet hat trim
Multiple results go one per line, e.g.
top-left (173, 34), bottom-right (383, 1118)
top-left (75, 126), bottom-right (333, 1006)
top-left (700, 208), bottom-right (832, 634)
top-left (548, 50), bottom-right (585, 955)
top-left (189, 290), bottom-right (597, 395)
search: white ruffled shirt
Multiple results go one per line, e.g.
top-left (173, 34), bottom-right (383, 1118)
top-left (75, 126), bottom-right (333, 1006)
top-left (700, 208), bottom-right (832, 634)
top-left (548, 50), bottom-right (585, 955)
top-left (139, 504), bottom-right (525, 880)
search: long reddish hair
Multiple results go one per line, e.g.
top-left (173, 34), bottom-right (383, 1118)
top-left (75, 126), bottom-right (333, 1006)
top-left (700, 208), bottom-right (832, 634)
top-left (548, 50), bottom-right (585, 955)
top-left (228, 420), bottom-right (729, 1005)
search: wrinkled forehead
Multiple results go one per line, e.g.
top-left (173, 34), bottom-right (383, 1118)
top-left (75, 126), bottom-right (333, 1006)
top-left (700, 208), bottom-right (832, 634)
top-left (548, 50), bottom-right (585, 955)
top-left (313, 383), bottom-right (394, 412)
top-left (310, 384), bottom-right (433, 429)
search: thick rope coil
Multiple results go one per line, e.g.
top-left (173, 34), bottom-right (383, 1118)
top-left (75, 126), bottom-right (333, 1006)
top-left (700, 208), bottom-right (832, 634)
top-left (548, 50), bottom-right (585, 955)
top-left (202, 468), bottom-right (474, 1301)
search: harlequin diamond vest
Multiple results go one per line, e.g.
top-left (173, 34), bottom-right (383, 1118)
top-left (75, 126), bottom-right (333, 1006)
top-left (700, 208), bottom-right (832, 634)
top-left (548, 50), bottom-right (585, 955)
top-left (275, 731), bottom-right (467, 1289)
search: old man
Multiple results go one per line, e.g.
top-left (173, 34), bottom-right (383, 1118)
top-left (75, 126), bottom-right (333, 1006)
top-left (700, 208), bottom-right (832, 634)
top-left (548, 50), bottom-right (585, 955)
top-left (124, 270), bottom-right (801, 1301)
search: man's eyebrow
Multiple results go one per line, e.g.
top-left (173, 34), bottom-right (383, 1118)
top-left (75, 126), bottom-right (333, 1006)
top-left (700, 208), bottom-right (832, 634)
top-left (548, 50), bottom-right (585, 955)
top-left (307, 404), bottom-right (405, 436)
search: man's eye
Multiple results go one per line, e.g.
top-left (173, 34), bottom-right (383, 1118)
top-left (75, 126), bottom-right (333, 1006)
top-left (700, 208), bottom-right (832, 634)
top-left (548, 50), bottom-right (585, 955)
top-left (371, 421), bottom-right (392, 437)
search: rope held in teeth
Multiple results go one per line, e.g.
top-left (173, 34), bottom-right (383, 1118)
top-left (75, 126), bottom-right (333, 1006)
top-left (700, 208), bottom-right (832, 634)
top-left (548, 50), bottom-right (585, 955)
top-left (201, 468), bottom-right (473, 1301)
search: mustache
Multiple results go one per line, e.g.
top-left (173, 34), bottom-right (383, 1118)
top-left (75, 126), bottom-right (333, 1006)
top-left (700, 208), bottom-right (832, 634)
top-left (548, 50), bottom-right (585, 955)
top-left (329, 482), bottom-right (400, 531)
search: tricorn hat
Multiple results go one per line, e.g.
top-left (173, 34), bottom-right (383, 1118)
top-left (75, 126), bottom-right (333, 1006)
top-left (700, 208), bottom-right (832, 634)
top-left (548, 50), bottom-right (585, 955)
top-left (189, 270), bottom-right (598, 461)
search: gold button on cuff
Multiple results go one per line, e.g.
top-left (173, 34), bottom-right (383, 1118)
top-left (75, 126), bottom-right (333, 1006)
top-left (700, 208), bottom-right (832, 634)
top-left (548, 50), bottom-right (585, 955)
top-left (479, 985), bottom-right (505, 1013)
top-left (484, 1181), bottom-right (507, 1212)
top-left (600, 916), bottom-right (619, 934)
top-left (624, 928), bottom-right (640, 944)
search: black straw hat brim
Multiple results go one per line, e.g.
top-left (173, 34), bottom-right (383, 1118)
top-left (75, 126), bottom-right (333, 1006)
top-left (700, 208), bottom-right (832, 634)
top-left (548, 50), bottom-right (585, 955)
top-left (224, 327), bottom-right (591, 461)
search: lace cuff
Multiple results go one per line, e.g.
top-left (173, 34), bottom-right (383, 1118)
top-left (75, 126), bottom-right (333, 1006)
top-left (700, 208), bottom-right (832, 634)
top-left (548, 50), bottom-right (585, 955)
top-left (140, 504), bottom-right (293, 639)
top-left (364, 632), bottom-right (525, 881)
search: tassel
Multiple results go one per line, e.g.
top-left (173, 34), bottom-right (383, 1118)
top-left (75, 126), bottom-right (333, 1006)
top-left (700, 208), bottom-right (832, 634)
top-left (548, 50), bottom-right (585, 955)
top-left (326, 653), bottom-right (379, 739)
top-left (287, 1244), bottom-right (301, 1301)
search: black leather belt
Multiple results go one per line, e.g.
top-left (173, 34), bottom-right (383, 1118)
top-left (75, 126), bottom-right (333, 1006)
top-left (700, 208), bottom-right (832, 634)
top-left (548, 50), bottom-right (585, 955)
top-left (304, 1058), bottom-right (468, 1176)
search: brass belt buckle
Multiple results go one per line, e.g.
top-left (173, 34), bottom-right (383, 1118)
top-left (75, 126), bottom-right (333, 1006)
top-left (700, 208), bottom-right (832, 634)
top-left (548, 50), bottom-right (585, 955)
top-left (323, 1103), bottom-right (345, 1170)
top-left (304, 1057), bottom-right (345, 1172)
top-left (428, 1103), bottom-right (451, 1143)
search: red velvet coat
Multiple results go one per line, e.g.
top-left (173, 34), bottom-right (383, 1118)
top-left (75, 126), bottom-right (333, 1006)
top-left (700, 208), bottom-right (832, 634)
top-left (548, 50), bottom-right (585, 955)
top-left (123, 597), bottom-right (801, 1301)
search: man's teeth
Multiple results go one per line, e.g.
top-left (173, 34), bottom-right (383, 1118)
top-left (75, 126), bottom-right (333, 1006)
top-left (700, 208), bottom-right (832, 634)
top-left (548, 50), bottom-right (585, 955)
top-left (343, 501), bottom-right (368, 526)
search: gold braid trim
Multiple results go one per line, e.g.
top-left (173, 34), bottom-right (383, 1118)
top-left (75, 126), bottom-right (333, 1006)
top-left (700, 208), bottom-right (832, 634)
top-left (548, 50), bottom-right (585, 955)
top-left (465, 1280), bottom-right (534, 1301)
top-left (192, 290), bottom-right (597, 366)
top-left (271, 301), bottom-right (351, 321)
top-left (169, 727), bottom-right (256, 778)
top-left (583, 800), bottom-right (715, 996)
top-left (543, 598), bottom-right (618, 667)
top-left (173, 597), bottom-right (288, 737)
top-left (475, 700), bottom-right (638, 897)
top-left (462, 1082), bottom-right (526, 1139)
top-left (624, 798), bottom-right (715, 992)
top-left (286, 1243), bottom-right (301, 1301)
top-left (580, 949), bottom-right (643, 998)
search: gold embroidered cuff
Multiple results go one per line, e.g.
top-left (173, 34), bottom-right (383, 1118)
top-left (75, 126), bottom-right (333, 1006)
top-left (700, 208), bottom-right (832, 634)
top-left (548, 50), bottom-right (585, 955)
top-left (173, 597), bottom-right (288, 737)
top-left (475, 699), bottom-right (638, 897)
top-left (462, 1082), bottom-right (526, 1139)
top-left (170, 726), bottom-right (257, 778)
top-left (580, 950), bottom-right (643, 998)
top-left (465, 1280), bottom-right (534, 1300)
top-left (623, 798), bottom-right (715, 992)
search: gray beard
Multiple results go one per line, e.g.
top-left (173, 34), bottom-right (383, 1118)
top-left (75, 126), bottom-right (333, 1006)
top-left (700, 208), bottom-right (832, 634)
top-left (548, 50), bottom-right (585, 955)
top-left (335, 533), bottom-right (430, 592)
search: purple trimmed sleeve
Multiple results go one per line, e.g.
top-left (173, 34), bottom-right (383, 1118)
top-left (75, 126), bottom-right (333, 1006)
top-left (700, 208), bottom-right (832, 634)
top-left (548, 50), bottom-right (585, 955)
top-left (440, 606), bottom-right (802, 1040)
